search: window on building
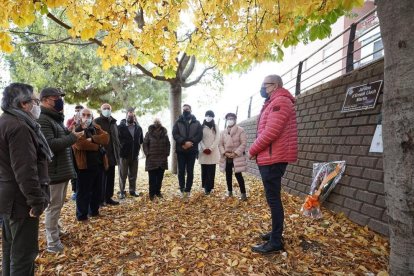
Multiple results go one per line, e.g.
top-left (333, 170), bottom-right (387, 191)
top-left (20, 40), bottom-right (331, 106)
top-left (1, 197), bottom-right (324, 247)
top-left (373, 39), bottom-right (383, 60)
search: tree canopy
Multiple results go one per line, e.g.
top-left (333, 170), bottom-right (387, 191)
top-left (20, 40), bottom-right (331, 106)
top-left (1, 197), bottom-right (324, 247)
top-left (1, 0), bottom-right (363, 77)
top-left (5, 18), bottom-right (169, 113)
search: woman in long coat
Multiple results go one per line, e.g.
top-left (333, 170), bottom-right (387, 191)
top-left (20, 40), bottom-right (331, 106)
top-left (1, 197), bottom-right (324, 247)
top-left (219, 113), bottom-right (248, 200)
top-left (198, 110), bottom-right (220, 195)
top-left (143, 119), bottom-right (171, 200)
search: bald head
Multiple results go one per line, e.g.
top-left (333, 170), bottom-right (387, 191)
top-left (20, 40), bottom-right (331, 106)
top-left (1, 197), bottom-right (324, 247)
top-left (101, 103), bottom-right (111, 110)
top-left (263, 75), bottom-right (283, 88)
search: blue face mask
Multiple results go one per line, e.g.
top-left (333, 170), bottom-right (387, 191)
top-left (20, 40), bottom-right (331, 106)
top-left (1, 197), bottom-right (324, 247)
top-left (54, 98), bottom-right (64, 112)
top-left (260, 87), bottom-right (268, 99)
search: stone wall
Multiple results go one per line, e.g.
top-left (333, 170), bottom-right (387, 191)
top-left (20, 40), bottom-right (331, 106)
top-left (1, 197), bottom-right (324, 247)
top-left (239, 59), bottom-right (388, 235)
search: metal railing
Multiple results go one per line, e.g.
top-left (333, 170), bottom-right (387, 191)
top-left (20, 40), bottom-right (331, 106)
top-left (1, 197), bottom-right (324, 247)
top-left (231, 8), bottom-right (383, 122)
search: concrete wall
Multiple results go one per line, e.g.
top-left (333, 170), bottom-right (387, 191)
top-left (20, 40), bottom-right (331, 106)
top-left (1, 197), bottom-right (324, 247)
top-left (239, 59), bottom-right (388, 236)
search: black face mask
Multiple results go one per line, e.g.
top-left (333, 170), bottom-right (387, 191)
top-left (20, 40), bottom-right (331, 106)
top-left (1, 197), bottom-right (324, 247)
top-left (127, 116), bottom-right (134, 124)
top-left (183, 110), bottom-right (191, 118)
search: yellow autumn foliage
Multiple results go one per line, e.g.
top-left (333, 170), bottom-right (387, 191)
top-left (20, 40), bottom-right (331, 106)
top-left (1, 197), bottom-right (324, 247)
top-left (0, 0), bottom-right (363, 75)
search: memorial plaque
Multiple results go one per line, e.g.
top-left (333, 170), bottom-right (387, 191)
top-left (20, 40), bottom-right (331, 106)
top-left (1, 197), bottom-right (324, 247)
top-left (341, 80), bottom-right (383, 112)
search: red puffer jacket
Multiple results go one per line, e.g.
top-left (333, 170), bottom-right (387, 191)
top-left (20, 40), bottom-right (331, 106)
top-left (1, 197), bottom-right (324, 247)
top-left (249, 87), bottom-right (298, 166)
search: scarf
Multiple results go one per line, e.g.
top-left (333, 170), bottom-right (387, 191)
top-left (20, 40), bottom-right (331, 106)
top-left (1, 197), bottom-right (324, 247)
top-left (5, 108), bottom-right (54, 162)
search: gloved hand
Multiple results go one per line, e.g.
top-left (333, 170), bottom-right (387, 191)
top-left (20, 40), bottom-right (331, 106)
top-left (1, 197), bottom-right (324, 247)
top-left (203, 148), bottom-right (212, 155)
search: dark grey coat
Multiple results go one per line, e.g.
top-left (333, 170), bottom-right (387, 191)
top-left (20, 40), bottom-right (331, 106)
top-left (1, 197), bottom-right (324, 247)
top-left (0, 112), bottom-right (49, 218)
top-left (95, 115), bottom-right (120, 166)
top-left (37, 107), bottom-right (77, 184)
top-left (143, 125), bottom-right (170, 171)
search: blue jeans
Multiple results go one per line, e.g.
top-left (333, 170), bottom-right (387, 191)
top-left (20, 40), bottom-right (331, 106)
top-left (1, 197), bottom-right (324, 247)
top-left (177, 152), bottom-right (197, 192)
top-left (258, 162), bottom-right (288, 246)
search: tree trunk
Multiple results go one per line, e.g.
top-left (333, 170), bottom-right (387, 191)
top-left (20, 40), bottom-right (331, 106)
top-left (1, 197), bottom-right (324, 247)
top-left (169, 81), bottom-right (182, 174)
top-left (377, 1), bottom-right (414, 275)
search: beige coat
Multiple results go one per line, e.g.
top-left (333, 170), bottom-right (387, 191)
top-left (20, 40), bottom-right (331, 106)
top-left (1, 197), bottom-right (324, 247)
top-left (219, 125), bottom-right (247, 173)
top-left (198, 124), bottom-right (220, 164)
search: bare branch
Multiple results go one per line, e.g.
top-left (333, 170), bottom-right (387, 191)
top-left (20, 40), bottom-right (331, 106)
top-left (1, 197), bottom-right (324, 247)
top-left (21, 37), bottom-right (94, 46)
top-left (182, 66), bottom-right (215, 88)
top-left (9, 30), bottom-right (48, 37)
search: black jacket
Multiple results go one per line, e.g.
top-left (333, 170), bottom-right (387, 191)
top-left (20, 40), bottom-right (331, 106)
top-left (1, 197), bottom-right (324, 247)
top-left (0, 113), bottom-right (49, 218)
top-left (118, 119), bottom-right (144, 160)
top-left (143, 124), bottom-right (170, 171)
top-left (94, 115), bottom-right (120, 166)
top-left (172, 114), bottom-right (203, 153)
top-left (37, 107), bottom-right (77, 184)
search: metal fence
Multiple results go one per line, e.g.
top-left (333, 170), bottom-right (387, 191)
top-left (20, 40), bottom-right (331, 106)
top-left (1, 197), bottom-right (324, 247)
top-left (232, 8), bottom-right (383, 122)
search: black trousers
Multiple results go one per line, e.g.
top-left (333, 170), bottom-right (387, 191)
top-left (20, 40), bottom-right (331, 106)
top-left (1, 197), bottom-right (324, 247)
top-left (148, 167), bottom-right (165, 197)
top-left (2, 217), bottom-right (39, 276)
top-left (101, 165), bottom-right (115, 202)
top-left (258, 162), bottom-right (288, 247)
top-left (201, 164), bottom-right (216, 192)
top-left (177, 152), bottom-right (197, 192)
top-left (77, 166), bottom-right (103, 220)
top-left (225, 160), bottom-right (246, 194)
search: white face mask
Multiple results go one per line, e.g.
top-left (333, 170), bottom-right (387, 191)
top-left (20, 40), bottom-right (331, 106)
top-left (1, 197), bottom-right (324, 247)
top-left (30, 104), bottom-right (41, 119)
top-left (205, 116), bottom-right (213, 122)
top-left (227, 119), bottom-right (235, 127)
top-left (102, 109), bottom-right (111, 117)
top-left (82, 118), bottom-right (92, 126)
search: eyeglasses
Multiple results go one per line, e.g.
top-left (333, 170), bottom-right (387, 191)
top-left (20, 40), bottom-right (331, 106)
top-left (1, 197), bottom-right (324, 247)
top-left (29, 98), bottom-right (40, 106)
top-left (263, 82), bottom-right (275, 87)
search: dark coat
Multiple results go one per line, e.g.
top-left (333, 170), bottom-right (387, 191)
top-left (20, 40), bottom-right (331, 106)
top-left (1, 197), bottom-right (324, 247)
top-left (172, 114), bottom-right (203, 153)
top-left (143, 125), bottom-right (170, 171)
top-left (0, 112), bottom-right (49, 218)
top-left (94, 115), bottom-right (120, 166)
top-left (118, 119), bottom-right (144, 160)
top-left (37, 106), bottom-right (77, 184)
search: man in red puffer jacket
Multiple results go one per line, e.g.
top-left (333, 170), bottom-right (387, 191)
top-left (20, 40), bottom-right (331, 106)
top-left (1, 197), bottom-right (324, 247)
top-left (249, 74), bottom-right (298, 254)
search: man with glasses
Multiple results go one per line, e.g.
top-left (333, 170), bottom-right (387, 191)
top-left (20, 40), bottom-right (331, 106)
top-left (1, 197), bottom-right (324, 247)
top-left (72, 108), bottom-right (109, 221)
top-left (0, 83), bottom-right (51, 275)
top-left (38, 87), bottom-right (83, 253)
top-left (249, 75), bottom-right (298, 254)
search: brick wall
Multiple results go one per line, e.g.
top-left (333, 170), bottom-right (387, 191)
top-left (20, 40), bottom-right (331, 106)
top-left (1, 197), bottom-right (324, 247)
top-left (239, 59), bottom-right (388, 236)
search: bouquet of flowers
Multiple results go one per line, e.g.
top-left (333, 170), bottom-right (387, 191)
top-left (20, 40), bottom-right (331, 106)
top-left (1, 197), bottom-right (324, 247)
top-left (301, 161), bottom-right (346, 219)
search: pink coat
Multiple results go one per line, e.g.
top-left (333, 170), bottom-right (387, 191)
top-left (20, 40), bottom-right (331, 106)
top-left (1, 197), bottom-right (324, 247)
top-left (249, 87), bottom-right (298, 166)
top-left (219, 125), bottom-right (247, 173)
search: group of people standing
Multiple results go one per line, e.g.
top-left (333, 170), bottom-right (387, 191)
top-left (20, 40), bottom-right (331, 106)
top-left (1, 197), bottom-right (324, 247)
top-left (0, 74), bottom-right (298, 275)
top-left (172, 105), bottom-right (248, 200)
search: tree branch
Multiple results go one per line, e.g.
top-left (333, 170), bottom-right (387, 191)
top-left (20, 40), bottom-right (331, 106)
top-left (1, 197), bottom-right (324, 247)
top-left (181, 56), bottom-right (196, 81)
top-left (9, 30), bottom-right (48, 37)
top-left (47, 11), bottom-right (169, 82)
top-left (182, 66), bottom-right (215, 88)
top-left (21, 37), bottom-right (94, 46)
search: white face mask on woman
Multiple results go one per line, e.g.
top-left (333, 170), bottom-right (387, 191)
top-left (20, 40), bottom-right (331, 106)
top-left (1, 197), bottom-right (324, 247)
top-left (227, 119), bottom-right (235, 127)
top-left (30, 104), bottom-right (41, 119)
top-left (205, 116), bottom-right (213, 122)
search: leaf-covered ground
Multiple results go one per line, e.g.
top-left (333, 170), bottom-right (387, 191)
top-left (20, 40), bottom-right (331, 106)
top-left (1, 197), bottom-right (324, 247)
top-left (1, 165), bottom-right (389, 275)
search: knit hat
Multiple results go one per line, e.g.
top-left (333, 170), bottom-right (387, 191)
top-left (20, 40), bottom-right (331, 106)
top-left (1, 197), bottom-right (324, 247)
top-left (205, 110), bottom-right (215, 118)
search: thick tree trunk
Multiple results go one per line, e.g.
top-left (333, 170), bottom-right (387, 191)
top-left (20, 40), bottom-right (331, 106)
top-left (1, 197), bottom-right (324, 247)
top-left (169, 81), bottom-right (182, 174)
top-left (377, 1), bottom-right (414, 274)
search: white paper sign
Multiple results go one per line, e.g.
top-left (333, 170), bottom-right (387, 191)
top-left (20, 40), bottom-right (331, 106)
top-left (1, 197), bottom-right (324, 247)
top-left (370, 124), bottom-right (383, 153)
